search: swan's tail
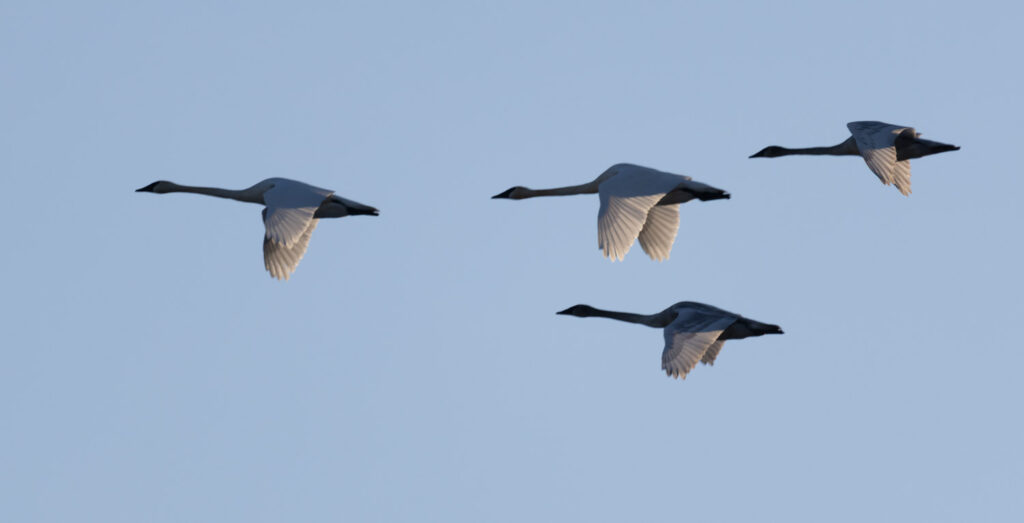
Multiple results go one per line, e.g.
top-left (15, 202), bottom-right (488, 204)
top-left (344, 203), bottom-right (380, 216)
top-left (679, 179), bottom-right (731, 201)
top-left (749, 319), bottom-right (784, 335)
top-left (695, 188), bottom-right (731, 201)
top-left (895, 133), bottom-right (961, 161)
top-left (315, 195), bottom-right (380, 218)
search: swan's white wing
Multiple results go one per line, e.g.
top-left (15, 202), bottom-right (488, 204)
top-left (701, 340), bottom-right (725, 366)
top-left (262, 179), bottom-right (333, 248)
top-left (636, 204), bottom-right (680, 261)
top-left (597, 168), bottom-right (688, 261)
top-left (263, 206), bottom-right (318, 248)
top-left (847, 121), bottom-right (914, 196)
top-left (263, 217), bottom-right (318, 280)
top-left (662, 309), bottom-right (736, 379)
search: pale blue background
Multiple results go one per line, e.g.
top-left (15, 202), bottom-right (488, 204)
top-left (2, 1), bottom-right (1022, 521)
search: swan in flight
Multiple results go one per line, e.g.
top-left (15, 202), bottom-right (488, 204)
top-left (750, 121), bottom-right (959, 196)
top-left (492, 163), bottom-right (729, 261)
top-left (136, 178), bottom-right (378, 280)
top-left (557, 301), bottom-right (783, 380)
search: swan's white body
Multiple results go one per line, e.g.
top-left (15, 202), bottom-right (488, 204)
top-left (557, 301), bottom-right (783, 380)
top-left (493, 163), bottom-right (729, 261)
top-left (136, 177), bottom-right (378, 280)
top-left (750, 121), bottom-right (960, 196)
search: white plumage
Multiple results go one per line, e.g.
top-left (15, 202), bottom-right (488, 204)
top-left (751, 121), bottom-right (960, 195)
top-left (661, 307), bottom-right (739, 379)
top-left (557, 301), bottom-right (783, 380)
top-left (137, 177), bottom-right (378, 280)
top-left (846, 121), bottom-right (915, 195)
top-left (493, 163), bottom-right (730, 261)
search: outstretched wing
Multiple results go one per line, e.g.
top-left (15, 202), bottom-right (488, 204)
top-left (700, 340), bottom-right (726, 366)
top-left (597, 167), bottom-right (689, 261)
top-left (262, 179), bottom-right (333, 248)
top-left (847, 121), bottom-right (914, 196)
top-left (636, 204), bottom-right (680, 261)
top-left (263, 216), bottom-right (319, 280)
top-left (661, 308), bottom-right (737, 379)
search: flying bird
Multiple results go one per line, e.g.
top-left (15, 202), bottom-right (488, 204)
top-left (136, 178), bottom-right (378, 280)
top-left (750, 121), bottom-right (960, 195)
top-left (557, 301), bottom-right (782, 380)
top-left (493, 163), bottom-right (729, 261)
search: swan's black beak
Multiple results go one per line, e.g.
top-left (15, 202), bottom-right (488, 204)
top-left (555, 307), bottom-right (573, 315)
top-left (492, 188), bottom-right (515, 199)
top-left (750, 145), bottom-right (783, 158)
top-left (136, 182), bottom-right (159, 192)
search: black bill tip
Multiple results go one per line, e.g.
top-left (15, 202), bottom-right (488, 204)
top-left (492, 188), bottom-right (515, 199)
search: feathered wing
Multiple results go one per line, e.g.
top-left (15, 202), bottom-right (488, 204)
top-left (262, 180), bottom-right (333, 247)
top-left (847, 121), bottom-right (914, 196)
top-left (597, 167), bottom-right (690, 261)
top-left (661, 309), bottom-right (737, 379)
top-left (263, 216), bottom-right (319, 280)
top-left (636, 204), bottom-right (680, 261)
top-left (701, 340), bottom-right (726, 366)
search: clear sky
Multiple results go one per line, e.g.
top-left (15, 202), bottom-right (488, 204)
top-left (2, 1), bottom-right (1022, 521)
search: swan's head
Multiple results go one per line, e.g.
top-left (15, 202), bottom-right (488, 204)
top-left (749, 146), bottom-right (785, 158)
top-left (556, 304), bottom-right (597, 317)
top-left (136, 181), bottom-right (172, 193)
top-left (491, 186), bottom-right (529, 200)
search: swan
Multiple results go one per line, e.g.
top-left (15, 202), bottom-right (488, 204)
top-left (749, 121), bottom-right (960, 196)
top-left (136, 178), bottom-right (378, 280)
top-left (557, 301), bottom-right (783, 379)
top-left (492, 163), bottom-right (730, 261)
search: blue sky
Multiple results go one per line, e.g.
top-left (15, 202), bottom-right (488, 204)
top-left (2, 1), bottom-right (1022, 521)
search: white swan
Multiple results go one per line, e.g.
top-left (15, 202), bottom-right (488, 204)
top-left (557, 301), bottom-right (783, 380)
top-left (750, 121), bottom-right (960, 196)
top-left (136, 178), bottom-right (378, 280)
top-left (492, 163), bottom-right (730, 261)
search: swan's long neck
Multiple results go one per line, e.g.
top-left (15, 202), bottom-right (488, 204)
top-left (777, 137), bottom-right (859, 156)
top-left (580, 307), bottom-right (671, 328)
top-left (159, 182), bottom-right (264, 204)
top-left (520, 180), bottom-right (601, 198)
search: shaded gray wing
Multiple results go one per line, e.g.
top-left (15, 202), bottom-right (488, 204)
top-left (847, 121), bottom-right (914, 196)
top-left (662, 309), bottom-right (737, 379)
top-left (262, 180), bottom-right (333, 247)
top-left (636, 204), bottom-right (680, 261)
top-left (263, 216), bottom-right (319, 280)
top-left (700, 340), bottom-right (726, 366)
top-left (597, 167), bottom-right (689, 261)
